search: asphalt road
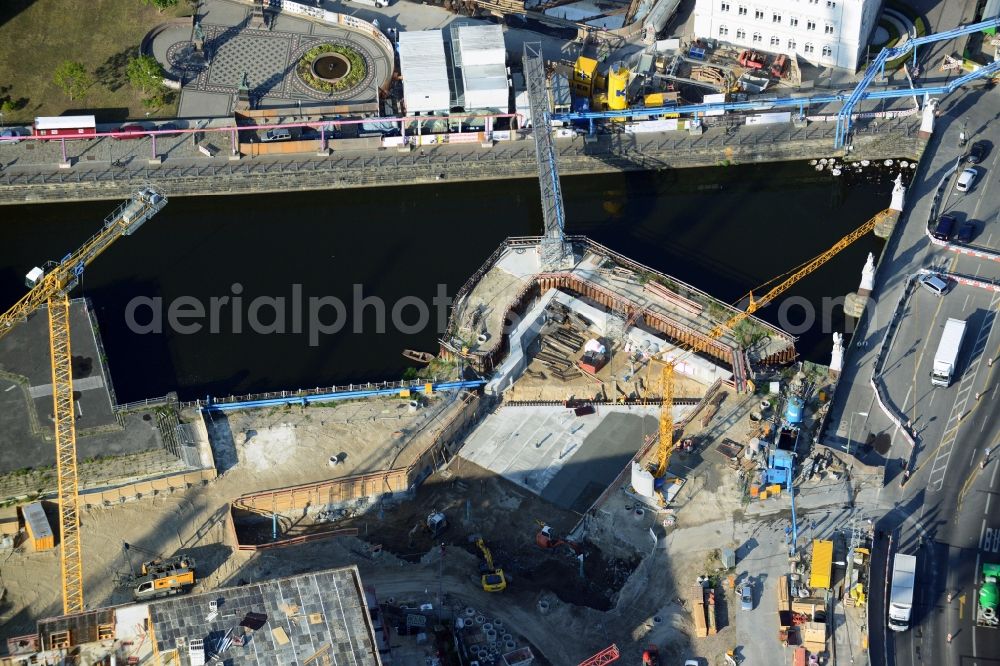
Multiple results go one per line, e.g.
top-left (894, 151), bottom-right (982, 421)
top-left (823, 5), bottom-right (1000, 661)
top-left (857, 84), bottom-right (1000, 666)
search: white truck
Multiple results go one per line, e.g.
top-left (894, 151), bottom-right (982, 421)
top-left (889, 553), bottom-right (917, 631)
top-left (931, 318), bottom-right (967, 387)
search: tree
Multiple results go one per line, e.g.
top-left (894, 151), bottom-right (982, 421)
top-left (126, 55), bottom-right (165, 95)
top-left (141, 0), bottom-right (178, 11)
top-left (53, 61), bottom-right (93, 100)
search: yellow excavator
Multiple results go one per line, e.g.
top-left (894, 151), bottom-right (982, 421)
top-left (476, 538), bottom-right (507, 592)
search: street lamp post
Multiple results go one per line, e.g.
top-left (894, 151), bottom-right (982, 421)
top-left (848, 411), bottom-right (869, 459)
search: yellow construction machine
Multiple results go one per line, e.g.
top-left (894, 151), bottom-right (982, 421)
top-left (476, 538), bottom-right (507, 592)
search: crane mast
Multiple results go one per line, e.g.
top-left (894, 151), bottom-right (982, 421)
top-left (0, 188), bottom-right (167, 614)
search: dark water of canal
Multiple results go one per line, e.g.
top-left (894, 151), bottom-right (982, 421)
top-left (0, 160), bottom-right (906, 402)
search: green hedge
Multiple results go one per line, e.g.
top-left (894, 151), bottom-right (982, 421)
top-left (297, 44), bottom-right (367, 93)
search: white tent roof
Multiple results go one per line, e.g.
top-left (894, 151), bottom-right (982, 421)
top-left (457, 25), bottom-right (506, 66)
top-left (456, 25), bottom-right (509, 110)
top-left (398, 31), bottom-right (450, 114)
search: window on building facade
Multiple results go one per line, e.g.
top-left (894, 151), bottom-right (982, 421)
top-left (770, 35), bottom-right (780, 45)
top-left (827, 0), bottom-right (836, 6)
top-left (752, 31), bottom-right (762, 42)
top-left (807, 20), bottom-right (815, 30)
top-left (738, 5), bottom-right (747, 15)
top-left (719, 25), bottom-right (729, 35)
top-left (772, 12), bottom-right (781, 22)
top-left (736, 27), bottom-right (746, 39)
top-left (721, 1), bottom-right (730, 11)
top-left (788, 38), bottom-right (796, 49)
top-left (822, 45), bottom-right (832, 56)
top-left (755, 9), bottom-right (764, 19)
top-left (825, 24), bottom-right (834, 34)
top-left (804, 42), bottom-right (814, 53)
top-left (789, 16), bottom-right (798, 26)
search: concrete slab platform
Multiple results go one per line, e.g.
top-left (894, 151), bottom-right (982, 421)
top-left (0, 299), bottom-right (129, 473)
top-left (459, 404), bottom-right (695, 512)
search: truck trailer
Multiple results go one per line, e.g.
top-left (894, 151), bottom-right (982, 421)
top-left (978, 563), bottom-right (999, 627)
top-left (931, 318), bottom-right (967, 387)
top-left (889, 553), bottom-right (917, 631)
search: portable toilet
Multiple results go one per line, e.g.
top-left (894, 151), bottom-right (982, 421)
top-left (21, 502), bottom-right (54, 551)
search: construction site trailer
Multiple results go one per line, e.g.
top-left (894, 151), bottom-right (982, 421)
top-left (32, 115), bottom-right (97, 137)
top-left (21, 502), bottom-right (54, 551)
top-left (809, 539), bottom-right (834, 589)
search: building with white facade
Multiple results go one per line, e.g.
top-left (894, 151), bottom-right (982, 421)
top-left (692, 0), bottom-right (882, 71)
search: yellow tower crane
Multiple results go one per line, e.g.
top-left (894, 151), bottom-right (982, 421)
top-left (649, 208), bottom-right (892, 482)
top-left (0, 187), bottom-right (167, 614)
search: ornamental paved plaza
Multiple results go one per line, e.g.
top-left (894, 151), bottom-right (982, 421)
top-left (150, 0), bottom-right (394, 117)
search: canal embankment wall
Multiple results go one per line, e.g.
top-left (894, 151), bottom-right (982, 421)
top-left (0, 119), bottom-right (924, 205)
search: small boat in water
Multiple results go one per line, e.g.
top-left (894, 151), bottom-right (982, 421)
top-left (402, 349), bottom-right (436, 364)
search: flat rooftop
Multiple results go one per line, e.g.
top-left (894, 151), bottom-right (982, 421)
top-left (29, 566), bottom-right (380, 665)
top-left (149, 566), bottom-right (380, 665)
top-left (459, 405), bottom-right (689, 512)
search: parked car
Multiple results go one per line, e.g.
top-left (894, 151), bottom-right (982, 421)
top-left (0, 128), bottom-right (23, 144)
top-left (967, 140), bottom-right (989, 164)
top-left (739, 583), bottom-right (753, 610)
top-left (933, 213), bottom-right (956, 240)
top-left (261, 128), bottom-right (292, 142)
top-left (111, 124), bottom-right (147, 140)
top-left (919, 273), bottom-right (949, 296)
top-left (956, 220), bottom-right (976, 244)
top-left (956, 168), bottom-right (978, 192)
top-left (156, 122), bottom-right (182, 137)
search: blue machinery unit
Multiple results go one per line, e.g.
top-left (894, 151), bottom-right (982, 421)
top-left (551, 17), bottom-right (1000, 147)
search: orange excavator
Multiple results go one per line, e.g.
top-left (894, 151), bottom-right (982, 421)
top-left (536, 524), bottom-right (581, 553)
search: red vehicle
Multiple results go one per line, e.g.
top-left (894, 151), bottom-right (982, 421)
top-left (33, 115), bottom-right (97, 139)
top-left (770, 54), bottom-right (789, 79)
top-left (641, 646), bottom-right (660, 665)
top-left (111, 124), bottom-right (148, 140)
top-left (738, 50), bottom-right (767, 70)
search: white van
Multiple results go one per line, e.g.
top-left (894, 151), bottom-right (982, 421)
top-left (919, 273), bottom-right (949, 296)
top-left (956, 168), bottom-right (977, 193)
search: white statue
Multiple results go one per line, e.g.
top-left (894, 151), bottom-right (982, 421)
top-left (920, 96), bottom-right (938, 135)
top-left (830, 332), bottom-right (844, 373)
top-left (890, 172), bottom-right (906, 211)
top-left (860, 252), bottom-right (875, 293)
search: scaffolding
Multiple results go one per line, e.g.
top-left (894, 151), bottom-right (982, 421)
top-left (523, 42), bottom-right (571, 270)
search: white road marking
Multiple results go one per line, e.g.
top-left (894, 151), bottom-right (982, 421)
top-left (928, 292), bottom-right (1000, 491)
top-left (964, 293), bottom-right (971, 311)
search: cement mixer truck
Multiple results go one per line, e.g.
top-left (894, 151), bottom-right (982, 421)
top-left (978, 563), bottom-right (999, 628)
